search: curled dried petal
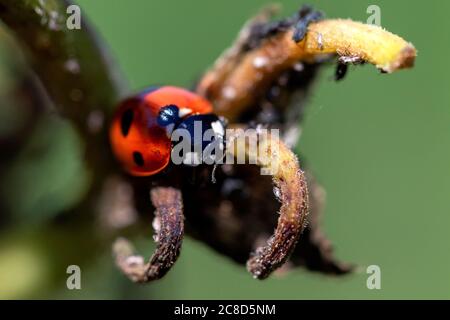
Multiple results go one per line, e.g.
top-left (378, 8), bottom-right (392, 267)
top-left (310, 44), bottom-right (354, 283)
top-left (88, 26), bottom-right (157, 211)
top-left (198, 17), bottom-right (416, 121)
top-left (228, 130), bottom-right (308, 279)
top-left (304, 19), bottom-right (416, 73)
top-left (113, 187), bottom-right (184, 282)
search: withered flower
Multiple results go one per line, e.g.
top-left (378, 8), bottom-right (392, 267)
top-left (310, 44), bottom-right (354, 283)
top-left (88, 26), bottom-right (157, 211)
top-left (0, 1), bottom-right (416, 282)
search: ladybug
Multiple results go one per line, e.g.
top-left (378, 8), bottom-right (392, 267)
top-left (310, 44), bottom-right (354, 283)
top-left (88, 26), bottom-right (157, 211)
top-left (110, 86), bottom-right (226, 176)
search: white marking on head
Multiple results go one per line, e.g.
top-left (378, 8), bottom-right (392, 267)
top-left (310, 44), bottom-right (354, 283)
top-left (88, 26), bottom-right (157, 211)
top-left (178, 108), bottom-right (192, 118)
top-left (211, 120), bottom-right (225, 137)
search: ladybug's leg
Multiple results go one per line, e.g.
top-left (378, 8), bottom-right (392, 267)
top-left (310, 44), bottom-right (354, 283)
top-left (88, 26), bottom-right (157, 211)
top-left (113, 187), bottom-right (184, 282)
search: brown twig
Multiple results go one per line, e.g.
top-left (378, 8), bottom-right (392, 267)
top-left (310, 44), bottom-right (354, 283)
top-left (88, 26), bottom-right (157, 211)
top-left (197, 17), bottom-right (416, 122)
top-left (0, 1), bottom-right (417, 283)
top-left (227, 129), bottom-right (308, 279)
top-left (0, 0), bottom-right (126, 198)
top-left (113, 187), bottom-right (184, 282)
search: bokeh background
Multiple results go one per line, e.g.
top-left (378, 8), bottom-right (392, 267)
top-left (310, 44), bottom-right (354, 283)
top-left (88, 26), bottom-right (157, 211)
top-left (0, 0), bottom-right (449, 299)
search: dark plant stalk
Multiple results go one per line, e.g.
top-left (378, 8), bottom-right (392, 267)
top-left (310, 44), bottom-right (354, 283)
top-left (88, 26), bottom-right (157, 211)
top-left (0, 0), bottom-right (126, 191)
top-left (113, 187), bottom-right (184, 282)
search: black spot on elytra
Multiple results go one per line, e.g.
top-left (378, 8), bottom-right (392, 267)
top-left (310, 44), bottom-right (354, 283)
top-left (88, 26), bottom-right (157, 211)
top-left (133, 151), bottom-right (144, 167)
top-left (121, 109), bottom-right (133, 137)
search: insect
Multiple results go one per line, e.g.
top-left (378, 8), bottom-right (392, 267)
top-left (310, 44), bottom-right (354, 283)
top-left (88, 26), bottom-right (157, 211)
top-left (109, 4), bottom-right (415, 284)
top-left (292, 5), bottom-right (323, 43)
top-left (245, 5), bottom-right (323, 51)
top-left (335, 55), bottom-right (365, 81)
top-left (109, 86), bottom-right (226, 176)
top-left (335, 62), bottom-right (348, 81)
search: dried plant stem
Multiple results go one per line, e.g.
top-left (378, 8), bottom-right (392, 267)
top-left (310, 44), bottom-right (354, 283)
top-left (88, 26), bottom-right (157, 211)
top-left (113, 187), bottom-right (184, 282)
top-left (304, 19), bottom-right (416, 72)
top-left (198, 18), bottom-right (416, 121)
top-left (0, 0), bottom-right (126, 193)
top-left (227, 129), bottom-right (309, 279)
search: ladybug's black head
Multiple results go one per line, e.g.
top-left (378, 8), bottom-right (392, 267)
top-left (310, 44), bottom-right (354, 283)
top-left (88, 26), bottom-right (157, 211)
top-left (157, 104), bottom-right (181, 127)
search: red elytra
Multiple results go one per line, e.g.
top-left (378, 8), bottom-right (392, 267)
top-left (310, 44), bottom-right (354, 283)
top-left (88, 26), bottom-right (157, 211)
top-left (109, 86), bottom-right (214, 176)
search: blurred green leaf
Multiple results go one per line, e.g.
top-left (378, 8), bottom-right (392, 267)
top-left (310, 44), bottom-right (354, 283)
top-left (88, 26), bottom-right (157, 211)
top-left (1, 116), bottom-right (89, 222)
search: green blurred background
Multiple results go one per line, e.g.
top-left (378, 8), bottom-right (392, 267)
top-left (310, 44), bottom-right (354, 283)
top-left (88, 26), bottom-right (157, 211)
top-left (0, 0), bottom-right (449, 299)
